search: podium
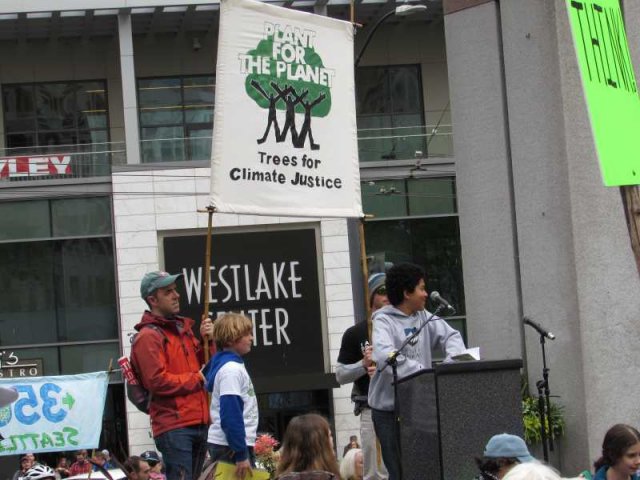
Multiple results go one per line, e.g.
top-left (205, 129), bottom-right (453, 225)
top-left (396, 359), bottom-right (523, 480)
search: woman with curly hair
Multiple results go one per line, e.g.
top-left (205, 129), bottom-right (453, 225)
top-left (592, 424), bottom-right (640, 480)
top-left (276, 414), bottom-right (341, 480)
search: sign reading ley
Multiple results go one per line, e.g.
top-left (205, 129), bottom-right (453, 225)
top-left (163, 228), bottom-right (325, 379)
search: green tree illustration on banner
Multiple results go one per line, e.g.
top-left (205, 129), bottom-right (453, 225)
top-left (241, 28), bottom-right (334, 151)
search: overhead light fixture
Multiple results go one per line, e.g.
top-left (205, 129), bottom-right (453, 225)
top-left (131, 8), bottom-right (155, 14)
top-left (94, 9), bottom-right (119, 16)
top-left (26, 12), bottom-right (53, 19)
top-left (61, 11), bottom-right (86, 18)
top-left (163, 6), bottom-right (188, 13)
top-left (395, 4), bottom-right (428, 16)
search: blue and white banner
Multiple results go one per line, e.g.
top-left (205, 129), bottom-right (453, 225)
top-left (0, 372), bottom-right (109, 455)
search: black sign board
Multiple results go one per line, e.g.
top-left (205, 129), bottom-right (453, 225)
top-left (163, 228), bottom-right (325, 380)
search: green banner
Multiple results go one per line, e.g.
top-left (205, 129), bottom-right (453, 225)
top-left (566, 0), bottom-right (640, 186)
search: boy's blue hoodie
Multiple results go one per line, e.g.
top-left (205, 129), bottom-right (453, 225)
top-left (204, 350), bottom-right (249, 461)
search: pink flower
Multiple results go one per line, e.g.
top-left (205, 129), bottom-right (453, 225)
top-left (254, 433), bottom-right (279, 456)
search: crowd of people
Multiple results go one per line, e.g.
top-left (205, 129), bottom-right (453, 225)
top-left (9, 448), bottom-right (166, 480)
top-left (11, 422), bottom-right (640, 480)
top-left (12, 268), bottom-right (639, 480)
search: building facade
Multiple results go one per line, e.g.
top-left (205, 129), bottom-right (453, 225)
top-left (0, 0), bottom-right (638, 476)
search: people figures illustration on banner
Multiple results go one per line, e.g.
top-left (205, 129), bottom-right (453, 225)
top-left (250, 81), bottom-right (326, 150)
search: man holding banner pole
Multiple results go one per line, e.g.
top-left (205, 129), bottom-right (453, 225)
top-left (132, 271), bottom-right (214, 480)
top-left (336, 273), bottom-right (389, 479)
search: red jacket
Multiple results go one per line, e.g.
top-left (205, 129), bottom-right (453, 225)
top-left (131, 311), bottom-right (211, 437)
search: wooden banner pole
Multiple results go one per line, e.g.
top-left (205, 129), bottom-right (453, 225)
top-left (359, 215), bottom-right (374, 340)
top-left (200, 206), bottom-right (216, 363)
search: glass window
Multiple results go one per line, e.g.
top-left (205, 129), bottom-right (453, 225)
top-left (0, 242), bottom-right (57, 345)
top-left (356, 65), bottom-right (426, 162)
top-left (138, 75), bottom-right (215, 163)
top-left (363, 177), bottom-right (466, 344)
top-left (138, 78), bottom-right (182, 108)
top-left (0, 200), bottom-right (50, 241)
top-left (2, 80), bottom-right (111, 178)
top-left (0, 197), bottom-right (117, 382)
top-left (407, 178), bottom-right (457, 216)
top-left (60, 343), bottom-right (119, 374)
top-left (56, 238), bottom-right (118, 342)
top-left (361, 180), bottom-right (406, 218)
top-left (0, 237), bottom-right (117, 346)
top-left (363, 177), bottom-right (456, 219)
top-left (364, 217), bottom-right (466, 317)
top-left (184, 76), bottom-right (215, 105)
top-left (51, 197), bottom-right (112, 237)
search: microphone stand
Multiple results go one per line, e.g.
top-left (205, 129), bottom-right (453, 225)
top-left (379, 304), bottom-right (446, 480)
top-left (534, 331), bottom-right (553, 462)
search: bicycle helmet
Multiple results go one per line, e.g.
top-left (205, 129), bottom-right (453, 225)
top-left (23, 464), bottom-right (56, 480)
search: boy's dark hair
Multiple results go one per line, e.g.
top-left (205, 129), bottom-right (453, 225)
top-left (386, 263), bottom-right (425, 307)
top-left (123, 456), bottom-right (143, 475)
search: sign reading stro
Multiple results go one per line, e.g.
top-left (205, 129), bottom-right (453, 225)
top-left (0, 372), bottom-right (109, 455)
top-left (210, 0), bottom-right (362, 217)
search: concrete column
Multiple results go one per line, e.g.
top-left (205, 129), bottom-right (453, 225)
top-left (552, 0), bottom-right (640, 466)
top-left (118, 12), bottom-right (141, 165)
top-left (497, 0), bottom-right (588, 471)
top-left (444, 1), bottom-right (524, 361)
top-left (446, 0), bottom-right (640, 471)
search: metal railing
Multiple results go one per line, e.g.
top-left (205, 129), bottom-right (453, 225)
top-left (0, 124), bottom-right (453, 182)
top-left (357, 123), bottom-right (453, 161)
top-left (0, 141), bottom-right (126, 182)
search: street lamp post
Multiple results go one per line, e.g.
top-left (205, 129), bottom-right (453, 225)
top-left (354, 4), bottom-right (428, 67)
top-left (353, 5), bottom-right (428, 480)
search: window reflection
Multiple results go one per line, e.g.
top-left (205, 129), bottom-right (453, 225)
top-left (2, 80), bottom-right (110, 176)
top-left (0, 197), bottom-right (117, 351)
top-left (356, 65), bottom-right (427, 162)
top-left (362, 177), bottom-right (466, 341)
top-left (138, 75), bottom-right (215, 162)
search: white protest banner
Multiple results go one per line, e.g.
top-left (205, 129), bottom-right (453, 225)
top-left (210, 0), bottom-right (363, 218)
top-left (0, 372), bottom-right (109, 455)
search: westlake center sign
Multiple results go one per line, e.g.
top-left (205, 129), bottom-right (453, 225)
top-left (210, 0), bottom-right (362, 217)
top-left (163, 228), bottom-right (325, 381)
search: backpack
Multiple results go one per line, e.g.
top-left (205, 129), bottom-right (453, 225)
top-left (126, 324), bottom-right (168, 414)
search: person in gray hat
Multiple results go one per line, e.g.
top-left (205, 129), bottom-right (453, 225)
top-left (335, 272), bottom-right (390, 480)
top-left (131, 271), bottom-right (214, 480)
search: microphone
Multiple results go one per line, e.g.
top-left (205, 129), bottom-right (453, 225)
top-left (429, 291), bottom-right (456, 314)
top-left (523, 317), bottom-right (556, 340)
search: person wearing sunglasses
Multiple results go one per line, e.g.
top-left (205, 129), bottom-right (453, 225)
top-left (335, 272), bottom-right (390, 480)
